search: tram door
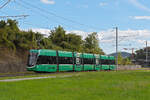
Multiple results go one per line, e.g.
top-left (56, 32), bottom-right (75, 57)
top-left (95, 54), bottom-right (101, 71)
top-left (75, 53), bottom-right (82, 71)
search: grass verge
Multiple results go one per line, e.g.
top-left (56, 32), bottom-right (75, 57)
top-left (0, 70), bottom-right (150, 100)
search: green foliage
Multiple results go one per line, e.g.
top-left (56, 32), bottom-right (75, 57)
top-left (0, 19), bottom-right (104, 55)
top-left (118, 53), bottom-right (133, 65)
top-left (122, 58), bottom-right (132, 65)
top-left (65, 33), bottom-right (83, 52)
top-left (49, 25), bottom-right (66, 48)
top-left (118, 53), bottom-right (123, 65)
top-left (83, 32), bottom-right (104, 54)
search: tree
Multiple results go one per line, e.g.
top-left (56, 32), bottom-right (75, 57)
top-left (83, 32), bottom-right (104, 54)
top-left (49, 25), bottom-right (66, 48)
top-left (65, 33), bottom-right (83, 52)
top-left (48, 26), bottom-right (84, 52)
top-left (134, 48), bottom-right (149, 60)
top-left (34, 32), bottom-right (44, 49)
top-left (0, 19), bottom-right (17, 51)
top-left (118, 53), bottom-right (123, 65)
top-left (122, 58), bottom-right (132, 65)
top-left (117, 53), bottom-right (133, 65)
top-left (134, 47), bottom-right (150, 66)
top-left (40, 38), bottom-right (53, 49)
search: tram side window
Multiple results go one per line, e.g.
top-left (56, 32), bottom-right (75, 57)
top-left (36, 56), bottom-right (57, 64)
top-left (83, 58), bottom-right (94, 64)
top-left (101, 59), bottom-right (109, 65)
top-left (58, 57), bottom-right (73, 64)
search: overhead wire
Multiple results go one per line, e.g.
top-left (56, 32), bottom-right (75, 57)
top-left (0, 0), bottom-right (11, 10)
top-left (14, 0), bottom-right (82, 30)
top-left (11, 0), bottom-right (89, 36)
top-left (18, 0), bottom-right (102, 31)
top-left (9, 0), bottom-right (108, 41)
top-left (0, 0), bottom-right (90, 36)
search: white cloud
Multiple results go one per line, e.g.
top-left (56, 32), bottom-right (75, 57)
top-left (137, 40), bottom-right (150, 45)
top-left (40, 0), bottom-right (55, 5)
top-left (67, 30), bottom-right (91, 39)
top-left (138, 40), bottom-right (146, 44)
top-left (31, 28), bottom-right (51, 37)
top-left (100, 29), bottom-right (150, 43)
top-left (129, 0), bottom-right (150, 12)
top-left (99, 2), bottom-right (107, 6)
top-left (130, 16), bottom-right (150, 20)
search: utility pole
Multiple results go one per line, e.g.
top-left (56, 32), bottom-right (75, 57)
top-left (115, 27), bottom-right (118, 70)
top-left (146, 41), bottom-right (148, 65)
top-left (131, 48), bottom-right (134, 60)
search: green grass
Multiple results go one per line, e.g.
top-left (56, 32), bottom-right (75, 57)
top-left (1, 70), bottom-right (150, 100)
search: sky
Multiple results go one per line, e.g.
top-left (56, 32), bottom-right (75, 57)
top-left (1, 0), bottom-right (150, 54)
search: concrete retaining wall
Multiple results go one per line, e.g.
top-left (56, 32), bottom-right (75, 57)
top-left (117, 65), bottom-right (142, 70)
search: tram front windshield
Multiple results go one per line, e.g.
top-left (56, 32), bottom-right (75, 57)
top-left (27, 52), bottom-right (38, 67)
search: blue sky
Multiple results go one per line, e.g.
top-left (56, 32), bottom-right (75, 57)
top-left (1, 0), bottom-right (150, 54)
